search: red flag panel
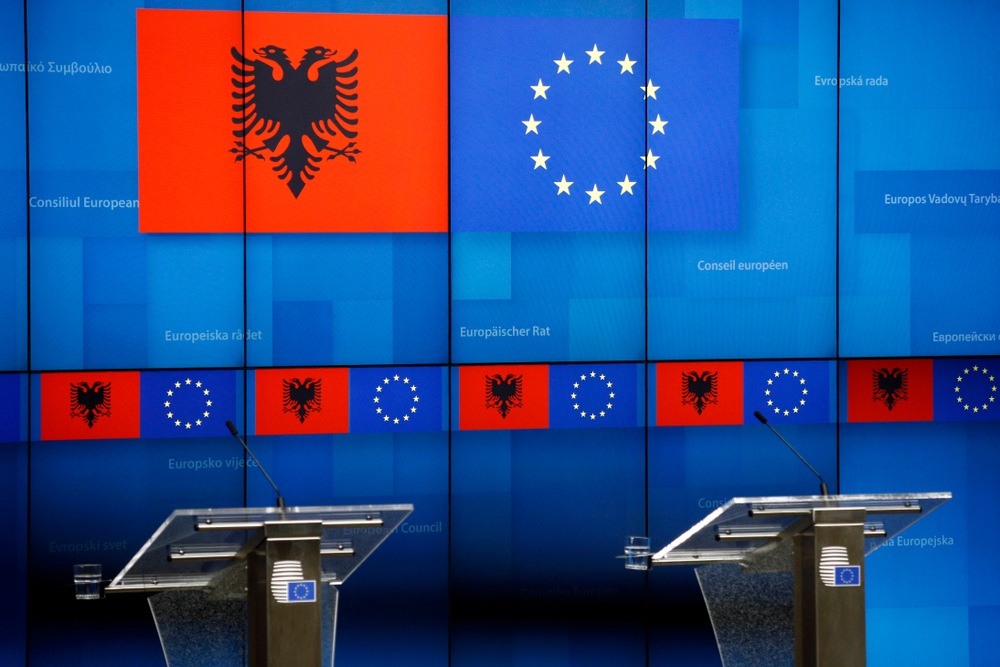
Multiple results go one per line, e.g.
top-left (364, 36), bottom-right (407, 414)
top-left (657, 361), bottom-right (744, 427)
top-left (41, 372), bottom-right (141, 441)
top-left (137, 9), bottom-right (244, 233)
top-left (847, 359), bottom-right (934, 422)
top-left (459, 365), bottom-right (549, 431)
top-left (137, 9), bottom-right (448, 233)
top-left (254, 368), bottom-right (349, 435)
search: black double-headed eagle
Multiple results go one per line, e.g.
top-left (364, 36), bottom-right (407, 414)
top-left (283, 378), bottom-right (322, 423)
top-left (486, 374), bottom-right (523, 419)
top-left (230, 44), bottom-right (360, 197)
top-left (872, 368), bottom-right (907, 411)
top-left (681, 371), bottom-right (718, 415)
top-left (70, 381), bottom-right (111, 428)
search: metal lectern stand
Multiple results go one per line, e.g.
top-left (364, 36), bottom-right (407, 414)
top-left (107, 504), bottom-right (413, 667)
top-left (633, 493), bottom-right (950, 667)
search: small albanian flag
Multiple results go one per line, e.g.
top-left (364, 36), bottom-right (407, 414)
top-left (459, 365), bottom-right (549, 431)
top-left (847, 359), bottom-right (933, 423)
top-left (656, 361), bottom-right (743, 426)
top-left (41, 372), bottom-right (141, 441)
top-left (253, 368), bottom-right (349, 436)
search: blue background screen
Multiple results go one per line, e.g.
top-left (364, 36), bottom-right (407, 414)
top-left (2, 1), bottom-right (999, 667)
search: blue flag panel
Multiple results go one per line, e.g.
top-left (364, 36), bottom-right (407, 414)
top-left (0, 374), bottom-right (20, 443)
top-left (24, 0), bottom-right (245, 370)
top-left (451, 232), bottom-right (646, 364)
top-left (140, 370), bottom-right (239, 438)
top-left (0, 0), bottom-right (26, 373)
top-left (451, 16), bottom-right (645, 232)
top-left (743, 360), bottom-right (832, 425)
top-left (855, 171), bottom-right (1000, 234)
top-left (248, 233), bottom-right (449, 368)
top-left (349, 366), bottom-right (444, 433)
top-left (549, 363), bottom-right (638, 429)
top-left (647, 19), bottom-right (740, 231)
top-left (10, 1), bottom-right (1000, 667)
top-left (933, 358), bottom-right (999, 421)
top-left (839, 0), bottom-right (1000, 360)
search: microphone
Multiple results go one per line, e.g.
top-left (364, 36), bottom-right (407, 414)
top-left (226, 420), bottom-right (286, 509)
top-left (752, 411), bottom-right (830, 497)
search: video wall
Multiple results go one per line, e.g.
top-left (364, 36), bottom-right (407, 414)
top-left (1, 0), bottom-right (999, 666)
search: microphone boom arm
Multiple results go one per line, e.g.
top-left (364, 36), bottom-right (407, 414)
top-left (753, 411), bottom-right (830, 497)
top-left (226, 420), bottom-right (286, 509)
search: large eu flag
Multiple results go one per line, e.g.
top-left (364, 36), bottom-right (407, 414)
top-left (451, 17), bottom-right (645, 232)
top-left (451, 16), bottom-right (739, 233)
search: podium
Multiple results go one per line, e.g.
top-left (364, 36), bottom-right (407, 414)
top-left (632, 493), bottom-right (950, 667)
top-left (106, 504), bottom-right (413, 667)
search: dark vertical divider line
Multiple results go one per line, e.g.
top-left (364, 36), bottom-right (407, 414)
top-left (238, 0), bottom-right (248, 641)
top-left (240, 10), bottom-right (249, 657)
top-left (835, 0), bottom-right (841, 495)
top-left (445, 5), bottom-right (453, 667)
top-left (643, 6), bottom-right (649, 535)
top-left (241, 1), bottom-right (248, 508)
top-left (23, 1), bottom-right (31, 664)
top-left (643, 7), bottom-right (650, 667)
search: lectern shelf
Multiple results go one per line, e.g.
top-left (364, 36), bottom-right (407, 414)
top-left (106, 504), bottom-right (413, 667)
top-left (630, 493), bottom-right (951, 667)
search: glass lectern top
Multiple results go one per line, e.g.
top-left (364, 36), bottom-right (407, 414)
top-left (652, 493), bottom-right (951, 566)
top-left (108, 504), bottom-right (413, 592)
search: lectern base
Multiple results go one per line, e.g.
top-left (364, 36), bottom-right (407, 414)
top-left (696, 563), bottom-right (795, 667)
top-left (108, 505), bottom-right (413, 667)
top-left (639, 494), bottom-right (950, 667)
top-left (148, 583), bottom-right (340, 667)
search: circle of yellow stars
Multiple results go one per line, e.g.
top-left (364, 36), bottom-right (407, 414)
top-left (164, 378), bottom-right (212, 429)
top-left (764, 368), bottom-right (808, 417)
top-left (570, 371), bottom-right (615, 420)
top-left (523, 46), bottom-right (661, 203)
top-left (954, 365), bottom-right (996, 413)
top-left (373, 374), bottom-right (419, 425)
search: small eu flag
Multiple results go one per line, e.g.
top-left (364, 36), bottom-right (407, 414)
top-left (549, 363), bottom-right (638, 429)
top-left (140, 370), bottom-right (238, 438)
top-left (833, 566), bottom-right (861, 587)
top-left (285, 580), bottom-right (316, 603)
top-left (932, 358), bottom-right (999, 422)
top-left (742, 360), bottom-right (832, 425)
top-left (349, 367), bottom-right (443, 433)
